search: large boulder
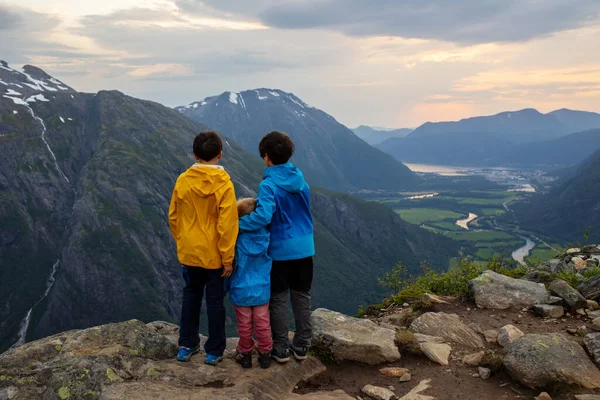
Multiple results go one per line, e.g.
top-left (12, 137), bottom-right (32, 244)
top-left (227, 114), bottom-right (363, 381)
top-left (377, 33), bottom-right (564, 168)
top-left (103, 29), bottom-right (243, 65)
top-left (311, 308), bottom-right (401, 365)
top-left (548, 279), bottom-right (588, 311)
top-left (410, 312), bottom-right (483, 348)
top-left (469, 270), bottom-right (551, 309)
top-left (580, 276), bottom-right (600, 300)
top-left (0, 320), bottom-right (327, 400)
top-left (585, 333), bottom-right (600, 365)
top-left (504, 333), bottom-right (600, 389)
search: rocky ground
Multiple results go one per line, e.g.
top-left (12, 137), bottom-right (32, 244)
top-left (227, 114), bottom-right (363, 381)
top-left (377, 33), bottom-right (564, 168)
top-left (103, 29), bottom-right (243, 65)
top-left (1, 246), bottom-right (600, 400)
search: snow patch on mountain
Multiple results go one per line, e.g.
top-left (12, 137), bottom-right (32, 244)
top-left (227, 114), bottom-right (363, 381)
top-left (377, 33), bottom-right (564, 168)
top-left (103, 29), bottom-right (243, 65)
top-left (228, 92), bottom-right (239, 105)
top-left (26, 94), bottom-right (50, 103)
top-left (5, 89), bottom-right (21, 96)
top-left (3, 95), bottom-right (28, 106)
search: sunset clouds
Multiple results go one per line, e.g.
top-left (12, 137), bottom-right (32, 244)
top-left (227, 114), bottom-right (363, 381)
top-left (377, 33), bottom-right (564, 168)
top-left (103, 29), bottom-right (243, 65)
top-left (1, 0), bottom-right (599, 127)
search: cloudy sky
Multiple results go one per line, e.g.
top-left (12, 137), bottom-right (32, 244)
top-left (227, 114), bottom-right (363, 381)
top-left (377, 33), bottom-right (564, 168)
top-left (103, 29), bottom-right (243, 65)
top-left (2, 0), bottom-right (600, 128)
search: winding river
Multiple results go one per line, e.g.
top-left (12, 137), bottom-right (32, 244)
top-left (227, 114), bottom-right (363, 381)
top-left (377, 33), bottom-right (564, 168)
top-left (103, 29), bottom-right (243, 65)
top-left (511, 237), bottom-right (535, 264)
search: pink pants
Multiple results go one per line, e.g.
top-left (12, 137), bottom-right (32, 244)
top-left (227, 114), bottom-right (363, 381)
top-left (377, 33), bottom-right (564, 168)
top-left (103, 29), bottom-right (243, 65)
top-left (235, 304), bottom-right (273, 354)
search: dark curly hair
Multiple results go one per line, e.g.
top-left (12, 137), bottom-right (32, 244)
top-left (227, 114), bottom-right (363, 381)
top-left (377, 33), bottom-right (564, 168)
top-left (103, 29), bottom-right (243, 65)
top-left (259, 131), bottom-right (295, 165)
top-left (193, 130), bottom-right (223, 162)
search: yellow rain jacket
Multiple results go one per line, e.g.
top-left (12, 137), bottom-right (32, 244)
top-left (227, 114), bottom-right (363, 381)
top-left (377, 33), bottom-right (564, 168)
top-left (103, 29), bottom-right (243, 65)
top-left (168, 164), bottom-right (238, 269)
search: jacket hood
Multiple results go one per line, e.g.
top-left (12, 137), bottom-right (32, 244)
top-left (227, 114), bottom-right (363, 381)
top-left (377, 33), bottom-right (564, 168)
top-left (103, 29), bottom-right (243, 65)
top-left (184, 164), bottom-right (231, 197)
top-left (263, 162), bottom-right (306, 193)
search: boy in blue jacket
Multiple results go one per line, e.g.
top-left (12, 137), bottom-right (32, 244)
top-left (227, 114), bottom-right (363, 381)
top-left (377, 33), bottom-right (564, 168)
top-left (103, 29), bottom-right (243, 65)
top-left (229, 198), bottom-right (273, 369)
top-left (239, 131), bottom-right (315, 363)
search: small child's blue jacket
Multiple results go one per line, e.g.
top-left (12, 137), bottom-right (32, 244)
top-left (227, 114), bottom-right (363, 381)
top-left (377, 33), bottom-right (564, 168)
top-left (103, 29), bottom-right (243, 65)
top-left (228, 227), bottom-right (272, 307)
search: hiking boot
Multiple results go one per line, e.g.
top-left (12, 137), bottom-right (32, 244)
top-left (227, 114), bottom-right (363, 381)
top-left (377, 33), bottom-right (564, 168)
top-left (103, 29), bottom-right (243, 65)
top-left (271, 346), bottom-right (290, 363)
top-left (204, 354), bottom-right (224, 366)
top-left (258, 351), bottom-right (271, 369)
top-left (289, 343), bottom-right (308, 361)
top-left (235, 351), bottom-right (252, 369)
top-left (176, 345), bottom-right (200, 362)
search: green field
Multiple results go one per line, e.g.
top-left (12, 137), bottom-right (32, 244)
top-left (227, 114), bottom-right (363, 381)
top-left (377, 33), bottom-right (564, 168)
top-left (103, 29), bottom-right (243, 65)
top-left (527, 247), bottom-right (560, 263)
top-left (394, 208), bottom-right (464, 225)
top-left (480, 208), bottom-right (505, 216)
top-left (430, 221), bottom-right (464, 232)
top-left (444, 230), bottom-right (515, 242)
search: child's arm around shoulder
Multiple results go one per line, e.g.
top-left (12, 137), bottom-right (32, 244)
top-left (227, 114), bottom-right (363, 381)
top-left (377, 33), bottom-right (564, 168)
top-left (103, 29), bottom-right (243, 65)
top-left (216, 180), bottom-right (239, 269)
top-left (239, 181), bottom-right (276, 232)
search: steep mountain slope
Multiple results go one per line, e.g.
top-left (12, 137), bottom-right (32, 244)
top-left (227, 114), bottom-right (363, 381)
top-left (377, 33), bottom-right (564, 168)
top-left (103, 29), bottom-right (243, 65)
top-left (512, 150), bottom-right (600, 243)
top-left (176, 90), bottom-right (419, 191)
top-left (352, 125), bottom-right (413, 145)
top-left (0, 63), bottom-right (456, 352)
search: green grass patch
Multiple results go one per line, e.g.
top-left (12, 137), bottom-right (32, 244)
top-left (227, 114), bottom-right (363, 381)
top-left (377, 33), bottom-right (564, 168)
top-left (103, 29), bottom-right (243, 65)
top-left (480, 208), bottom-right (505, 216)
top-left (394, 208), bottom-right (464, 225)
top-left (377, 258), bottom-right (527, 306)
top-left (527, 248), bottom-right (559, 263)
top-left (444, 230), bottom-right (515, 242)
top-left (475, 248), bottom-right (497, 260)
top-left (430, 221), bottom-right (463, 232)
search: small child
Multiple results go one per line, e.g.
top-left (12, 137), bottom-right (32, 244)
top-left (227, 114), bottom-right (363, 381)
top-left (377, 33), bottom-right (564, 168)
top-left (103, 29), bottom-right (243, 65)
top-left (229, 198), bottom-right (273, 369)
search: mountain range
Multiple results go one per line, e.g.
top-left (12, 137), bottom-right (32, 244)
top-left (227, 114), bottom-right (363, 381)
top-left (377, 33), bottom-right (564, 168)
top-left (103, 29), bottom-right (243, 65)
top-left (377, 108), bottom-right (600, 167)
top-left (176, 90), bottom-right (420, 191)
top-left (0, 62), bottom-right (457, 352)
top-left (351, 125), bottom-right (413, 145)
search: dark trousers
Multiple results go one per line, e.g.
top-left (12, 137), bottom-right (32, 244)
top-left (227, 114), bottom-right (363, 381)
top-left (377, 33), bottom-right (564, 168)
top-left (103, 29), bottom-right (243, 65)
top-left (178, 265), bottom-right (226, 356)
top-left (270, 257), bottom-right (313, 352)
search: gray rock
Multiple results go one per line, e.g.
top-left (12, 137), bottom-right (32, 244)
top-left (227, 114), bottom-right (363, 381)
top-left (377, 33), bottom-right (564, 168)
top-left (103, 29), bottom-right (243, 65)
top-left (413, 333), bottom-right (445, 344)
top-left (593, 317), bottom-right (600, 332)
top-left (549, 279), bottom-right (588, 311)
top-left (361, 384), bottom-right (396, 400)
top-left (462, 351), bottom-right (485, 366)
top-left (504, 333), bottom-right (600, 389)
top-left (580, 275), bottom-right (600, 300)
top-left (497, 325), bottom-right (524, 347)
top-left (584, 332), bottom-right (600, 365)
top-left (533, 304), bottom-right (565, 318)
top-left (410, 312), bottom-right (483, 348)
top-left (311, 308), bottom-right (401, 365)
top-left (419, 342), bottom-right (451, 365)
top-left (574, 396), bottom-right (600, 400)
top-left (398, 379), bottom-right (434, 400)
top-left (0, 319), bottom-right (328, 400)
top-left (285, 390), bottom-right (355, 400)
top-left (572, 257), bottom-right (587, 270)
top-left (478, 367), bottom-right (491, 380)
top-left (469, 270), bottom-right (551, 310)
top-left (399, 373), bottom-right (412, 382)
top-left (522, 270), bottom-right (554, 283)
top-left (567, 248), bottom-right (581, 254)
top-left (484, 329), bottom-right (499, 343)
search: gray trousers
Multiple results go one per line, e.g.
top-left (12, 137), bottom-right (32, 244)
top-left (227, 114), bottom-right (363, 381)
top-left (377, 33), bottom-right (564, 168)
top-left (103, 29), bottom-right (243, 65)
top-left (269, 257), bottom-right (314, 351)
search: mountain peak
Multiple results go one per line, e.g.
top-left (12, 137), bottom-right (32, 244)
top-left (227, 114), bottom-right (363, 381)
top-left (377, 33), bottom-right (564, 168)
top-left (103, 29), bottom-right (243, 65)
top-left (1, 61), bottom-right (74, 94)
top-left (177, 88), bottom-right (418, 191)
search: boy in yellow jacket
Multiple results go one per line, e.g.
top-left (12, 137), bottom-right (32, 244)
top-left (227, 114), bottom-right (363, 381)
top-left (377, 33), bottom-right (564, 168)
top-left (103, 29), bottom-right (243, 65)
top-left (168, 130), bottom-right (238, 364)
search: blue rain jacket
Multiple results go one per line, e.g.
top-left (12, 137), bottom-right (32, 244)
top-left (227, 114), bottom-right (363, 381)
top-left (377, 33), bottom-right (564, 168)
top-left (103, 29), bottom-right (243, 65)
top-left (239, 162), bottom-right (315, 261)
top-left (228, 227), bottom-right (272, 307)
